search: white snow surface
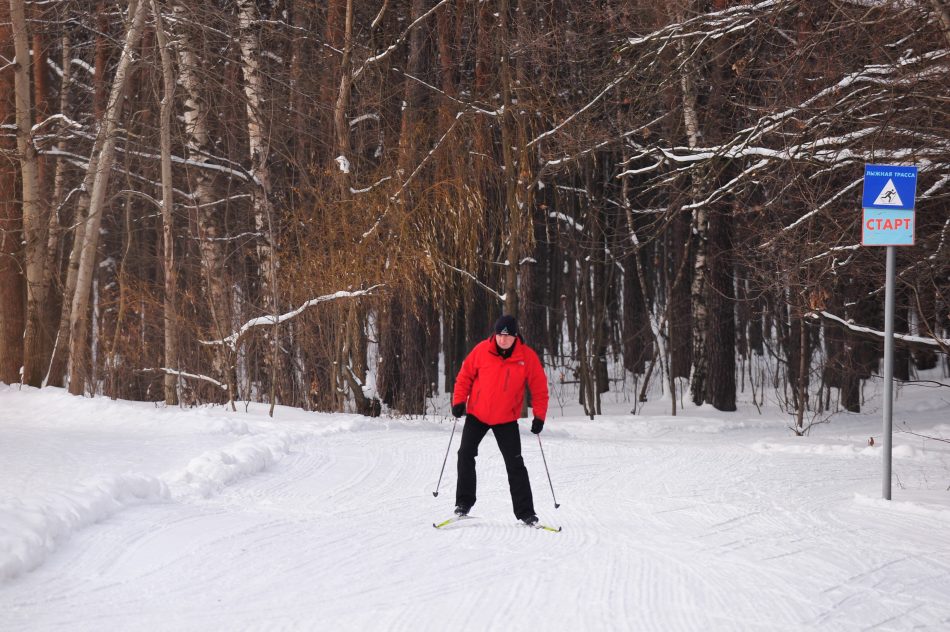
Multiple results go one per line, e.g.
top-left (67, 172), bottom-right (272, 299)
top-left (2, 380), bottom-right (950, 630)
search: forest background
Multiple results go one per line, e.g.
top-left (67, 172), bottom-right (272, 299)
top-left (1, 0), bottom-right (948, 431)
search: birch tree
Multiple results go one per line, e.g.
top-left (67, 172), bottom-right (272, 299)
top-left (152, 0), bottom-right (179, 405)
top-left (67, 0), bottom-right (150, 395)
top-left (173, 2), bottom-right (236, 402)
top-left (45, 12), bottom-right (111, 388)
top-left (237, 0), bottom-right (282, 411)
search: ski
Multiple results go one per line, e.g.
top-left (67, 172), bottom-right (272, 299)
top-left (433, 514), bottom-right (475, 529)
top-left (433, 514), bottom-right (561, 532)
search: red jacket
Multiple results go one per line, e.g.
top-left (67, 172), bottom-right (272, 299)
top-left (452, 337), bottom-right (549, 425)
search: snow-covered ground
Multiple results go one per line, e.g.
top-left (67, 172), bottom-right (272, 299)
top-left (2, 377), bottom-right (949, 631)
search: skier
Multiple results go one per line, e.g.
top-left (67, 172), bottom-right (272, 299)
top-left (450, 314), bottom-right (549, 526)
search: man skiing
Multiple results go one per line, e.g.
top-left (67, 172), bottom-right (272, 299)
top-left (450, 314), bottom-right (549, 526)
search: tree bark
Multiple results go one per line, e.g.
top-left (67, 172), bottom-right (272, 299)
top-left (498, 0), bottom-right (533, 320)
top-left (668, 4), bottom-right (710, 407)
top-left (42, 32), bottom-right (72, 367)
top-left (46, 10), bottom-right (110, 388)
top-left (385, 0), bottom-right (433, 415)
top-left (9, 0), bottom-right (48, 386)
top-left (332, 0), bottom-right (354, 195)
top-left (153, 0), bottom-right (179, 405)
top-left (174, 2), bottom-right (235, 405)
top-left (237, 0), bottom-right (282, 412)
top-left (705, 205), bottom-right (736, 411)
top-left (669, 209), bottom-right (693, 378)
top-left (67, 0), bottom-right (150, 395)
top-left (0, 6), bottom-right (25, 383)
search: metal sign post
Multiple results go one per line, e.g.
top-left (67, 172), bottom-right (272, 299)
top-left (882, 246), bottom-right (895, 500)
top-left (861, 164), bottom-right (917, 501)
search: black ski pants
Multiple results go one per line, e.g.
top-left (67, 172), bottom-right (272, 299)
top-left (456, 414), bottom-right (535, 520)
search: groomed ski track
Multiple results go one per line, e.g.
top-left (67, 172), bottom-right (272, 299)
top-left (2, 388), bottom-right (950, 630)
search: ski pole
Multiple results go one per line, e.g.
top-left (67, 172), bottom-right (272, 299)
top-left (537, 434), bottom-right (560, 508)
top-left (432, 415), bottom-right (459, 497)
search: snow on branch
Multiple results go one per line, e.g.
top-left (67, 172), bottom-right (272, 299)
top-left (141, 368), bottom-right (229, 391)
top-left (648, 128), bottom-right (949, 168)
top-left (437, 261), bottom-right (506, 303)
top-left (192, 231), bottom-right (263, 243)
top-left (546, 114), bottom-right (666, 169)
top-left (352, 0), bottom-right (451, 81)
top-left (806, 310), bottom-right (950, 350)
top-left (31, 113), bottom-right (83, 135)
top-left (735, 50), bottom-right (950, 142)
top-left (803, 244), bottom-right (861, 263)
top-left (350, 176), bottom-right (392, 195)
top-left (771, 178), bottom-right (863, 240)
top-left (549, 212), bottom-right (585, 233)
top-left (626, 50), bottom-right (949, 191)
top-left (43, 147), bottom-right (196, 202)
top-left (201, 285), bottom-right (384, 350)
top-left (62, 125), bottom-right (254, 183)
top-left (361, 112), bottom-right (463, 242)
top-left (528, 66), bottom-right (636, 148)
top-left (624, 0), bottom-right (785, 49)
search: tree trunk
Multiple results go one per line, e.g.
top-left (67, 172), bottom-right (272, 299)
top-left (9, 0), bottom-right (48, 387)
top-left (577, 257), bottom-right (597, 418)
top-left (67, 0), bottom-right (150, 395)
top-left (590, 182), bottom-right (609, 395)
top-left (42, 32), bottom-right (72, 369)
top-left (667, 6), bottom-right (710, 406)
top-left (704, 205), bottom-right (736, 411)
top-left (237, 0), bottom-right (282, 412)
top-left (153, 0), bottom-right (179, 405)
top-left (498, 0), bottom-right (534, 320)
top-left (46, 12), bottom-right (112, 389)
top-left (331, 0), bottom-right (371, 414)
top-left (384, 0), bottom-right (433, 415)
top-left (174, 2), bottom-right (235, 404)
top-left (623, 248), bottom-right (648, 376)
top-left (794, 312), bottom-right (809, 433)
top-left (0, 7), bottom-right (25, 383)
top-left (681, 85), bottom-right (709, 406)
top-left (668, 209), bottom-right (692, 378)
top-left (332, 0), bottom-right (354, 194)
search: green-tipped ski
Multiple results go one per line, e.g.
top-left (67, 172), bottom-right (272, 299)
top-left (433, 515), bottom-right (561, 532)
top-left (433, 515), bottom-right (474, 528)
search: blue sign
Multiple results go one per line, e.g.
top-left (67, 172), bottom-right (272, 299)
top-left (862, 209), bottom-right (915, 246)
top-left (862, 164), bottom-right (918, 211)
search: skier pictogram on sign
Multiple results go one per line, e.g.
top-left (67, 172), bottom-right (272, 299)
top-left (862, 164), bottom-right (917, 211)
top-left (872, 179), bottom-right (903, 207)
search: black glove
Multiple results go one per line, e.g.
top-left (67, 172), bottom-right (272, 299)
top-left (452, 402), bottom-right (466, 418)
top-left (531, 417), bottom-right (544, 434)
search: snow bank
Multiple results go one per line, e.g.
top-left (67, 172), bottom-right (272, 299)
top-left (854, 493), bottom-right (950, 522)
top-left (0, 427), bottom-right (301, 582)
top-left (0, 473), bottom-right (168, 581)
top-left (0, 427), bottom-right (310, 581)
top-left (751, 441), bottom-right (931, 459)
top-left (0, 412), bottom-right (387, 582)
top-left (168, 432), bottom-right (299, 498)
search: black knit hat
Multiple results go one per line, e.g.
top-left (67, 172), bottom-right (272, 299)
top-left (494, 314), bottom-right (518, 336)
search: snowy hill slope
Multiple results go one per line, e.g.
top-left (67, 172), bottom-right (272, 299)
top-left (1, 383), bottom-right (949, 630)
